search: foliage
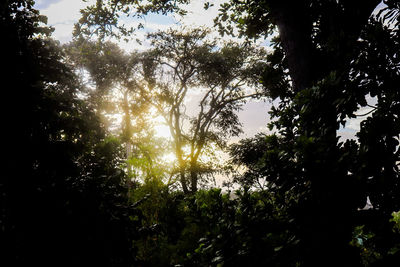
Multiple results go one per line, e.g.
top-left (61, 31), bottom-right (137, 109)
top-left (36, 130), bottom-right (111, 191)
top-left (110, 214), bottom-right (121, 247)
top-left (65, 38), bottom-right (175, 186)
top-left (139, 27), bottom-right (268, 193)
top-left (69, 23), bottom-right (268, 194)
top-left (75, 0), bottom-right (190, 40)
top-left (1, 1), bottom-right (140, 265)
top-left (127, 184), bottom-right (301, 266)
top-left (349, 210), bottom-right (400, 267)
top-left (222, 1), bottom-right (400, 266)
top-left (186, 188), bottom-right (299, 266)
top-left (392, 211), bottom-right (400, 234)
top-left (350, 225), bottom-right (383, 266)
top-left (4, 0), bottom-right (400, 266)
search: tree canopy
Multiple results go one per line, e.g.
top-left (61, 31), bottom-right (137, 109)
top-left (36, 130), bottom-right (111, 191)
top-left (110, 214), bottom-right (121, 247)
top-left (1, 1), bottom-right (138, 265)
top-left (2, 0), bottom-right (400, 266)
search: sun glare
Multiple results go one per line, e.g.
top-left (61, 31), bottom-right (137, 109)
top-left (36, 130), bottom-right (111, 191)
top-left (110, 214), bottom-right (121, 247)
top-left (154, 123), bottom-right (172, 139)
top-left (161, 152), bottom-right (176, 164)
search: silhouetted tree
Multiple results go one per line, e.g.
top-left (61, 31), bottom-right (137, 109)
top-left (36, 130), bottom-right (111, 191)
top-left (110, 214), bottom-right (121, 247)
top-left (138, 28), bottom-right (267, 193)
top-left (1, 1), bottom-right (139, 265)
top-left (221, 1), bottom-right (400, 265)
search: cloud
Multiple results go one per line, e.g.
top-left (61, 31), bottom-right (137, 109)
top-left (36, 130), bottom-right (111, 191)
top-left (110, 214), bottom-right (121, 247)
top-left (34, 0), bottom-right (63, 10)
top-left (35, 0), bottom-right (274, 140)
top-left (179, 0), bottom-right (222, 28)
top-left (38, 0), bottom-right (96, 43)
top-left (237, 100), bottom-right (271, 137)
top-left (142, 13), bottom-right (178, 25)
top-left (337, 127), bottom-right (358, 142)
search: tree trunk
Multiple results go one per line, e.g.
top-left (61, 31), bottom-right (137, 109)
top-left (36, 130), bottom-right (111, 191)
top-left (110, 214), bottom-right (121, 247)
top-left (180, 171), bottom-right (189, 194)
top-left (269, 1), bottom-right (315, 92)
top-left (122, 90), bottom-right (133, 159)
top-left (268, 1), bottom-right (381, 266)
top-left (175, 141), bottom-right (189, 194)
top-left (189, 164), bottom-right (198, 193)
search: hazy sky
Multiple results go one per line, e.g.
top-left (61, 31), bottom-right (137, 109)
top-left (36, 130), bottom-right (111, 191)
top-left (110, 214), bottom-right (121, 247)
top-left (34, 0), bottom-right (272, 140)
top-left (34, 0), bottom-right (375, 141)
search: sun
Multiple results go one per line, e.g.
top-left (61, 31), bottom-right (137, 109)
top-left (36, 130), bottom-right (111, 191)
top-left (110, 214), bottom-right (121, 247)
top-left (153, 123), bottom-right (172, 139)
top-left (161, 152), bottom-right (176, 164)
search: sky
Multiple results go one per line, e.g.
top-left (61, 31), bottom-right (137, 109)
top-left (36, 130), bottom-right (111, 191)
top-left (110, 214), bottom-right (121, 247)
top-left (32, 0), bottom-right (386, 189)
top-left (34, 0), bottom-right (272, 140)
top-left (33, 0), bottom-right (379, 142)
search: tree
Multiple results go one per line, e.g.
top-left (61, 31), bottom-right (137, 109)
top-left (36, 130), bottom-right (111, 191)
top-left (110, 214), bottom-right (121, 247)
top-left (64, 39), bottom-right (140, 142)
top-left (75, 0), bottom-right (190, 40)
top-left (1, 1), bottom-right (139, 265)
top-left (74, 0), bottom-right (400, 265)
top-left (137, 27), bottom-right (267, 193)
top-left (219, 1), bottom-right (400, 265)
top-left (65, 39), bottom-right (175, 188)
